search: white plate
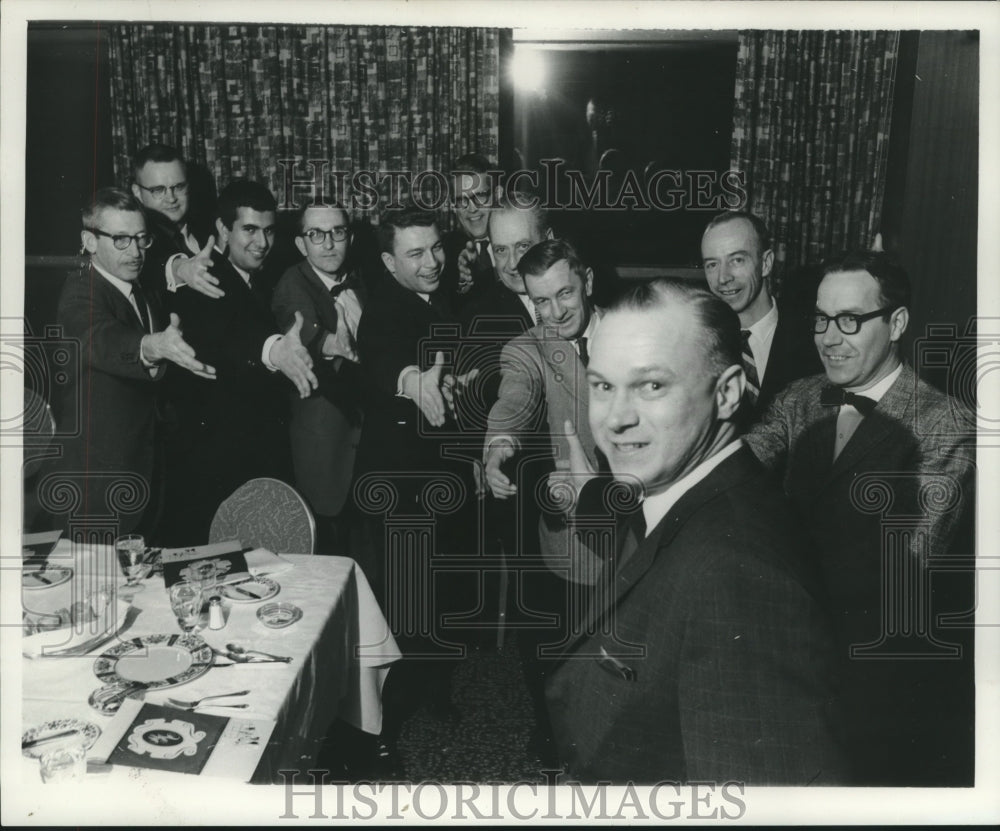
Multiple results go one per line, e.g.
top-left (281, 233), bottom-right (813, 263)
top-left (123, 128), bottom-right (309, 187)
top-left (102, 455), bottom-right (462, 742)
top-left (219, 576), bottom-right (279, 604)
top-left (93, 633), bottom-right (213, 690)
top-left (23, 564), bottom-right (72, 590)
top-left (22, 718), bottom-right (101, 759)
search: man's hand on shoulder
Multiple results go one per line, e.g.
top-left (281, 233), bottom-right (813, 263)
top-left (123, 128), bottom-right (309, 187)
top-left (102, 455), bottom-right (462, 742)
top-left (172, 236), bottom-right (224, 298)
top-left (141, 313), bottom-right (217, 380)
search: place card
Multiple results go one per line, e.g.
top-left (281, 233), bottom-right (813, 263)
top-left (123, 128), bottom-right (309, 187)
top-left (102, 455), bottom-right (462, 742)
top-left (161, 541), bottom-right (250, 588)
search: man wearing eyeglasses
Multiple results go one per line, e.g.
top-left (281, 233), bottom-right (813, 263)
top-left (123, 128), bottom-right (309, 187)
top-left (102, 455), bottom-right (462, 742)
top-left (701, 210), bottom-right (821, 422)
top-left (131, 144), bottom-right (220, 302)
top-left (745, 250), bottom-right (975, 786)
top-left (271, 204), bottom-right (367, 554)
top-left (163, 180), bottom-right (318, 545)
top-left (441, 153), bottom-right (497, 308)
top-left (54, 188), bottom-right (216, 535)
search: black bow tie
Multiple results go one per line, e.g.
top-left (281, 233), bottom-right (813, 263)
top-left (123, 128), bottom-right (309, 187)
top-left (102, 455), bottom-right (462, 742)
top-left (820, 386), bottom-right (877, 416)
top-left (328, 278), bottom-right (355, 299)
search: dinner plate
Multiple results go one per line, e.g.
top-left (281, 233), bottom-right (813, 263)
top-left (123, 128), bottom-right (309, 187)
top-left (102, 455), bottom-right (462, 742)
top-left (22, 718), bottom-right (101, 759)
top-left (219, 576), bottom-right (279, 604)
top-left (93, 633), bottom-right (213, 690)
top-left (23, 564), bottom-right (72, 590)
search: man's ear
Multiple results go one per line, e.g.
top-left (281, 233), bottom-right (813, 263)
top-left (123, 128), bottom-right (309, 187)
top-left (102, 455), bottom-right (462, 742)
top-left (215, 218), bottom-right (229, 249)
top-left (544, 227), bottom-right (555, 241)
top-left (889, 306), bottom-right (909, 342)
top-left (584, 267), bottom-right (594, 298)
top-left (294, 236), bottom-right (308, 259)
top-left (80, 229), bottom-right (97, 255)
top-left (130, 183), bottom-right (142, 202)
top-left (715, 364), bottom-right (745, 420)
top-left (761, 248), bottom-right (774, 279)
top-left (380, 251), bottom-right (397, 277)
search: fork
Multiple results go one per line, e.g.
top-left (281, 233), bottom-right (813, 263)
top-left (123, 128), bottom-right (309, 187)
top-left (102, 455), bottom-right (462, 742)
top-left (166, 689), bottom-right (250, 708)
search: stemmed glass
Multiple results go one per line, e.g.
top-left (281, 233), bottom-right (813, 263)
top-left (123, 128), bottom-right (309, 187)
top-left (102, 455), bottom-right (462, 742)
top-left (115, 534), bottom-right (151, 595)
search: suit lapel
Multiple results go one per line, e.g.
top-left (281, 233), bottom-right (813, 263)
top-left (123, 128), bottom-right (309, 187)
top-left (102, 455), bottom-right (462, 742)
top-left (562, 447), bottom-right (759, 656)
top-left (829, 366), bottom-right (914, 478)
top-left (88, 266), bottom-right (146, 333)
top-left (536, 328), bottom-right (584, 402)
top-left (298, 260), bottom-right (340, 320)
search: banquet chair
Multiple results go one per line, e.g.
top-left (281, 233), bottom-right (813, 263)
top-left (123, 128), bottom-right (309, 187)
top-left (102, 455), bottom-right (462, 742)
top-left (209, 478), bottom-right (316, 555)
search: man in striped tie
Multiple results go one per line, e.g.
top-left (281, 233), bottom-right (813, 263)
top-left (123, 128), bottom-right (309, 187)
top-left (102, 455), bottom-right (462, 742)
top-left (701, 210), bottom-right (820, 422)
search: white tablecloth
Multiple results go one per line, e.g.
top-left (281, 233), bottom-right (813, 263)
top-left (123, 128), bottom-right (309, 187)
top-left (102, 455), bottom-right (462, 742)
top-left (20, 541), bottom-right (401, 784)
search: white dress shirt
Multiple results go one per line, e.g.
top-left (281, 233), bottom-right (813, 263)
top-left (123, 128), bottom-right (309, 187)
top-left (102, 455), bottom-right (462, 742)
top-left (743, 297), bottom-right (779, 383)
top-left (309, 264), bottom-right (362, 363)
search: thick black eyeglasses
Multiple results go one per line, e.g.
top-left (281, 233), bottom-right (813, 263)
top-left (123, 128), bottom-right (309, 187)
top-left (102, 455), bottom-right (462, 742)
top-left (135, 182), bottom-right (188, 199)
top-left (455, 191), bottom-right (491, 210)
top-left (88, 229), bottom-right (153, 250)
top-left (813, 307), bottom-right (894, 335)
top-left (303, 227), bottom-right (349, 245)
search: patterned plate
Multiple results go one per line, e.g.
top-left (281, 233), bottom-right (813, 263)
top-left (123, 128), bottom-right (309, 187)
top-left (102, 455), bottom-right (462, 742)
top-left (22, 718), bottom-right (101, 759)
top-left (23, 564), bottom-right (73, 590)
top-left (93, 633), bottom-right (213, 690)
top-left (219, 576), bottom-right (279, 604)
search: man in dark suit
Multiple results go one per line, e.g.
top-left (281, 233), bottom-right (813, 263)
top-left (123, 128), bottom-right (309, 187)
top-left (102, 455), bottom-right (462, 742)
top-left (546, 277), bottom-right (845, 785)
top-left (54, 188), bottom-right (215, 535)
top-left (745, 251), bottom-right (975, 785)
top-left (131, 143), bottom-right (220, 303)
top-left (272, 203), bottom-right (366, 554)
top-left (701, 210), bottom-right (821, 420)
top-left (163, 180), bottom-right (317, 545)
top-left (355, 207), bottom-right (480, 770)
top-left (440, 153), bottom-right (496, 308)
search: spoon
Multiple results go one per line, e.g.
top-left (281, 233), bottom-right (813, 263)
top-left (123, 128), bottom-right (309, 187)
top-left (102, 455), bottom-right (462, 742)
top-left (226, 643), bottom-right (292, 663)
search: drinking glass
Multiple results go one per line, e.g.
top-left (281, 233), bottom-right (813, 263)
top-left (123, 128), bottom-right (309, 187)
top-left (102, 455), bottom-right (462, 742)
top-left (39, 742), bottom-right (88, 783)
top-left (169, 581), bottom-right (204, 633)
top-left (115, 534), bottom-right (150, 594)
top-left (189, 560), bottom-right (218, 594)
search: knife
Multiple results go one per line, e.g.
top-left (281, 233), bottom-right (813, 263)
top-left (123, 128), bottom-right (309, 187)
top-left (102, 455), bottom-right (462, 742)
top-left (22, 729), bottom-right (80, 750)
top-left (230, 584), bottom-right (260, 599)
top-left (28, 569), bottom-right (54, 586)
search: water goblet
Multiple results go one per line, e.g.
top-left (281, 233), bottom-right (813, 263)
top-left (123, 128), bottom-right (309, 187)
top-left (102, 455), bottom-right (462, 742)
top-left (169, 581), bottom-right (204, 633)
top-left (115, 534), bottom-right (150, 595)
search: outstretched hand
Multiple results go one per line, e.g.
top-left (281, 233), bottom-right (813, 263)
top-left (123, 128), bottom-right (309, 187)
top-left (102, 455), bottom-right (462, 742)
top-left (484, 438), bottom-right (517, 499)
top-left (270, 311), bottom-right (318, 398)
top-left (402, 351), bottom-right (448, 427)
top-left (174, 236), bottom-right (224, 298)
top-left (141, 313), bottom-right (217, 379)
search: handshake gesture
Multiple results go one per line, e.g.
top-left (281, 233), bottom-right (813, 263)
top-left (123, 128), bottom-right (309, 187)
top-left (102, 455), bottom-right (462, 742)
top-left (401, 350), bottom-right (479, 427)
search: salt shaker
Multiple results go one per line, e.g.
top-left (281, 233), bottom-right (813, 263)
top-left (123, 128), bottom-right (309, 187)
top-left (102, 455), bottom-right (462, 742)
top-left (208, 596), bottom-right (225, 630)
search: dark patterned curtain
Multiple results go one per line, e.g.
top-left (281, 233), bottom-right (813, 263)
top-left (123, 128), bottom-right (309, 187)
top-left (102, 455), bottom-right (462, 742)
top-left (108, 25), bottom-right (500, 224)
top-left (731, 30), bottom-right (899, 290)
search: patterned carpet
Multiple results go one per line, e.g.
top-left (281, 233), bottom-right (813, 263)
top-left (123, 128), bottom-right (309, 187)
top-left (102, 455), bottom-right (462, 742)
top-left (317, 634), bottom-right (550, 784)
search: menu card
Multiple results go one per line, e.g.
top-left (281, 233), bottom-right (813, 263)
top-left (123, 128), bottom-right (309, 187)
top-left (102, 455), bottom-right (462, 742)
top-left (160, 540), bottom-right (250, 588)
top-left (89, 697), bottom-right (275, 780)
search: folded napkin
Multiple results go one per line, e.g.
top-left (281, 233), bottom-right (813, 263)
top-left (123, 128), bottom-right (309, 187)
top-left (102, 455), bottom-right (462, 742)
top-left (23, 598), bottom-right (130, 659)
top-left (243, 548), bottom-right (294, 578)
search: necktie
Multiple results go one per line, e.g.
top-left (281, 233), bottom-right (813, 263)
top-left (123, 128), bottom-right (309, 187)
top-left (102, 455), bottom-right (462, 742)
top-left (740, 329), bottom-right (760, 405)
top-left (819, 385), bottom-right (878, 416)
top-left (576, 336), bottom-right (589, 367)
top-left (130, 283), bottom-right (151, 333)
top-left (329, 278), bottom-right (355, 299)
top-left (475, 239), bottom-right (490, 271)
top-left (617, 507), bottom-right (646, 569)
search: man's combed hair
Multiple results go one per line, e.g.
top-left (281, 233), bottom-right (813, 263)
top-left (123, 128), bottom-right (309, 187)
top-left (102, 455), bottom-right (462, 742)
top-left (132, 143), bottom-right (185, 179)
top-left (450, 152), bottom-right (493, 180)
top-left (377, 206), bottom-right (439, 255)
top-left (215, 180), bottom-right (278, 230)
top-left (820, 250), bottom-right (912, 311)
top-left (703, 209), bottom-right (772, 254)
top-left (487, 191), bottom-right (550, 239)
top-left (517, 238), bottom-right (588, 284)
top-left (610, 277), bottom-right (743, 376)
top-left (82, 187), bottom-right (145, 228)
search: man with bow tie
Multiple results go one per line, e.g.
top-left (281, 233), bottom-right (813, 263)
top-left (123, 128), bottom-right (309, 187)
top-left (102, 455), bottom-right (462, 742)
top-left (54, 188), bottom-right (216, 536)
top-left (745, 250), bottom-right (975, 785)
top-left (271, 203), bottom-right (366, 555)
